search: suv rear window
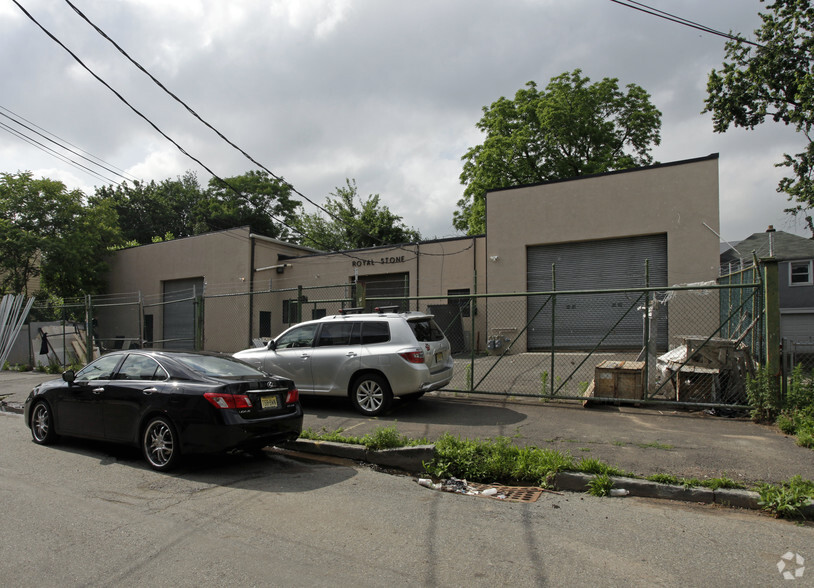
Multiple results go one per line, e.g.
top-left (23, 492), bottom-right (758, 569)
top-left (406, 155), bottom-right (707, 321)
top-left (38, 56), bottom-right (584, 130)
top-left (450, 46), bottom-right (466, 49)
top-left (361, 321), bottom-right (389, 344)
top-left (409, 318), bottom-right (445, 342)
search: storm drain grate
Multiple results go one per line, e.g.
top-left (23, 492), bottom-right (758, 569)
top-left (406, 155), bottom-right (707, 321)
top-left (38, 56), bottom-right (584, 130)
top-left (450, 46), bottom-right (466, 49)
top-left (469, 483), bottom-right (544, 503)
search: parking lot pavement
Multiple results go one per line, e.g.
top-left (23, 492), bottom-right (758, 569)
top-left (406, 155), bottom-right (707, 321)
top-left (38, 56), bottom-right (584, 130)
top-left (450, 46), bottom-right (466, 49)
top-left (0, 371), bottom-right (54, 413)
top-left (4, 370), bottom-right (813, 485)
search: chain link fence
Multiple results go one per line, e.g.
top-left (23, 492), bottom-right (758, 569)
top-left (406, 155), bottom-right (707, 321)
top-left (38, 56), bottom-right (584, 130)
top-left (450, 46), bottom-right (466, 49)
top-left (12, 275), bottom-right (766, 409)
top-left (371, 280), bottom-right (762, 408)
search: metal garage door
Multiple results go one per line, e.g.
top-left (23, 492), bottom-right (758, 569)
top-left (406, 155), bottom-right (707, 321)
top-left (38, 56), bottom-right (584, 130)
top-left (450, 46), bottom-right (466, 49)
top-left (360, 273), bottom-right (409, 312)
top-left (781, 312), bottom-right (814, 343)
top-left (527, 234), bottom-right (668, 350)
top-left (163, 277), bottom-right (203, 350)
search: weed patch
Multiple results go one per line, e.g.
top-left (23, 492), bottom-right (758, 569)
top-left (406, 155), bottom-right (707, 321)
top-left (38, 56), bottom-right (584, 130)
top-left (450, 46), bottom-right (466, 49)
top-left (299, 424), bottom-right (428, 451)
top-left (758, 476), bottom-right (814, 519)
top-left (587, 473), bottom-right (614, 497)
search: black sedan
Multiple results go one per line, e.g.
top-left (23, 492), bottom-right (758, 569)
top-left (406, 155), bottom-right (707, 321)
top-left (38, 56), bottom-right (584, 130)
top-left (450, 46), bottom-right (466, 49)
top-left (23, 350), bottom-right (303, 471)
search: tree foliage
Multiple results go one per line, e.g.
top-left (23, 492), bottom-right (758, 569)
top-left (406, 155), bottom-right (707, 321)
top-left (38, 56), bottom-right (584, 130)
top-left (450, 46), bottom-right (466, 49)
top-left (92, 170), bottom-right (301, 244)
top-left (704, 0), bottom-right (814, 235)
top-left (295, 179), bottom-right (420, 250)
top-left (205, 170), bottom-right (301, 241)
top-left (455, 69), bottom-right (662, 235)
top-left (91, 172), bottom-right (205, 245)
top-left (0, 172), bottom-right (120, 297)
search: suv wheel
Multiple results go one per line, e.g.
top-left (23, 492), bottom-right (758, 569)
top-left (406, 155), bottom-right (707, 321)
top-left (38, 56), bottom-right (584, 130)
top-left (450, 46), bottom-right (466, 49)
top-left (351, 374), bottom-right (392, 416)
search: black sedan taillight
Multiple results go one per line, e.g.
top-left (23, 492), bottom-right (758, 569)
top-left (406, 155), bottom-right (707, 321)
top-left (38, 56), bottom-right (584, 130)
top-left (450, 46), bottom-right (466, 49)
top-left (204, 392), bottom-right (253, 410)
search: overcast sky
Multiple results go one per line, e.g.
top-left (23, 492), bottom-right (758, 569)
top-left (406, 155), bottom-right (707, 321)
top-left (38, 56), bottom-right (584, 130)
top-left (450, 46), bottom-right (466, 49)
top-left (1, 0), bottom-right (809, 243)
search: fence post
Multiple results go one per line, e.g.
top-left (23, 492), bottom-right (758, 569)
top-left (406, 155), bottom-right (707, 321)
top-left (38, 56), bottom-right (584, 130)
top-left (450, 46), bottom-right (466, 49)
top-left (469, 271), bottom-right (477, 393)
top-left (643, 260), bottom-right (652, 395)
top-left (138, 291), bottom-right (144, 349)
top-left (550, 263), bottom-right (556, 395)
top-left (85, 294), bottom-right (94, 363)
top-left (194, 287), bottom-right (204, 351)
top-left (761, 256), bottom-right (781, 405)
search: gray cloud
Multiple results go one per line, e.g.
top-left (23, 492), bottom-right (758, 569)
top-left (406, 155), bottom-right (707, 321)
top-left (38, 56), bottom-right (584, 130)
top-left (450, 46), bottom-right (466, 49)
top-left (1, 0), bottom-right (807, 242)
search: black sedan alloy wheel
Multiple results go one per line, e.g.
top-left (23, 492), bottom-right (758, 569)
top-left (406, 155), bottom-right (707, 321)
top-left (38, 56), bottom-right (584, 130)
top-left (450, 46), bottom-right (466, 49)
top-left (30, 401), bottom-right (58, 445)
top-left (142, 416), bottom-right (180, 471)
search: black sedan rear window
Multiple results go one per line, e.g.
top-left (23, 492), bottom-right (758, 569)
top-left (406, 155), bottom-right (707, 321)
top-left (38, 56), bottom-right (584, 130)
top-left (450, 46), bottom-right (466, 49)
top-left (173, 354), bottom-right (266, 378)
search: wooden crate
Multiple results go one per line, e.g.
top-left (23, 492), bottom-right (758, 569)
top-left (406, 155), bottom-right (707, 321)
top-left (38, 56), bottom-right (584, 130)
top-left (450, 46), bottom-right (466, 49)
top-left (594, 360), bottom-right (645, 400)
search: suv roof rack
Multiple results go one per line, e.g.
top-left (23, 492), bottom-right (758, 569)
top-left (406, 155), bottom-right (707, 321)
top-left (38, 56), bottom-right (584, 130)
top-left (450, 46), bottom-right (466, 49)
top-left (338, 307), bottom-right (365, 315)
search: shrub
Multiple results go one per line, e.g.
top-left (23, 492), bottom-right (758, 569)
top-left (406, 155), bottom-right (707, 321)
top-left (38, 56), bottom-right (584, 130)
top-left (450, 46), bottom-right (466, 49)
top-left (747, 367), bottom-right (781, 422)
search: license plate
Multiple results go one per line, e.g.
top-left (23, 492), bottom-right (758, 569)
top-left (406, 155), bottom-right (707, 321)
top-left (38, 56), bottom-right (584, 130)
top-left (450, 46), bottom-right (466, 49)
top-left (261, 395), bottom-right (279, 409)
top-left (435, 352), bottom-right (443, 363)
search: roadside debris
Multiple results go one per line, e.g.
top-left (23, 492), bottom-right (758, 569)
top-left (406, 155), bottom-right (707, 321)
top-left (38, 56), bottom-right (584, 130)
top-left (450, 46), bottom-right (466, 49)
top-left (418, 476), bottom-right (500, 497)
top-left (416, 477), bottom-right (555, 502)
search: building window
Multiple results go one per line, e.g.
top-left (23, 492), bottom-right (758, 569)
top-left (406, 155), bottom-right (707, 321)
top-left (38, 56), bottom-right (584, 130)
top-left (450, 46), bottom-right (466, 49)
top-left (282, 296), bottom-right (308, 324)
top-left (790, 261), bottom-right (813, 286)
top-left (259, 311), bottom-right (272, 338)
top-left (282, 299), bottom-right (295, 324)
top-left (448, 288), bottom-right (472, 317)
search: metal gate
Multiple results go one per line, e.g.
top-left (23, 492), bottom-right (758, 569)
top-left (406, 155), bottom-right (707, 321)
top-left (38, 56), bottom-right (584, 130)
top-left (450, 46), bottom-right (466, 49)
top-left (527, 234), bottom-right (668, 349)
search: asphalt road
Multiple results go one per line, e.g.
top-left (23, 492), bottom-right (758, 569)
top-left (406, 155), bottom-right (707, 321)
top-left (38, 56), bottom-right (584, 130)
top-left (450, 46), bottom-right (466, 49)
top-left (2, 412), bottom-right (813, 587)
top-left (4, 370), bottom-right (814, 485)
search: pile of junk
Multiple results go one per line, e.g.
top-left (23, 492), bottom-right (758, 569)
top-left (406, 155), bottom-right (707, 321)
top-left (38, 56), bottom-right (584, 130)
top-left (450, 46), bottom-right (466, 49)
top-left (586, 336), bottom-right (755, 406)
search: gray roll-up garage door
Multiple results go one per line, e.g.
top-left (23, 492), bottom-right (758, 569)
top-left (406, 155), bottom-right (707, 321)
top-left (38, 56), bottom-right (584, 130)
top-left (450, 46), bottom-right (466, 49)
top-left (163, 277), bottom-right (204, 350)
top-left (527, 234), bottom-right (668, 350)
top-left (360, 273), bottom-right (409, 312)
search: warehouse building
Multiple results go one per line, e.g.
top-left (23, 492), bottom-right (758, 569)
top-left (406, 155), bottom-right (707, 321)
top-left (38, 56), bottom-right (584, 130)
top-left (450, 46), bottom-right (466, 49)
top-left (102, 153), bottom-right (720, 354)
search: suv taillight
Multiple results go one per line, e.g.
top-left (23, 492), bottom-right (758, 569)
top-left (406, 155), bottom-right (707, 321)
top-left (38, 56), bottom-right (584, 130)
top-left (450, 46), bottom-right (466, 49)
top-left (398, 350), bottom-right (425, 364)
top-left (204, 392), bottom-right (252, 409)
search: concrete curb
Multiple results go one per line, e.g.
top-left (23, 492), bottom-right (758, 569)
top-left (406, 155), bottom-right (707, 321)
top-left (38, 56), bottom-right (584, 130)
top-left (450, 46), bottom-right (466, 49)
top-left (281, 439), bottom-right (435, 473)
top-left (553, 472), bottom-right (763, 509)
top-left (0, 400), bottom-right (24, 415)
top-left (284, 441), bottom-right (778, 512)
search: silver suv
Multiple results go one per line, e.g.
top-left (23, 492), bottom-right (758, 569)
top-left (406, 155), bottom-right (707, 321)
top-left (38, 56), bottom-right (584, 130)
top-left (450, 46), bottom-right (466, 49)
top-left (234, 308), bottom-right (453, 416)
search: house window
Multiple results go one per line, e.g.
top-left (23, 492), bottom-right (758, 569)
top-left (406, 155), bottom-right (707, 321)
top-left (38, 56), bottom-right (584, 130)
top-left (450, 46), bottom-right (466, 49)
top-left (790, 261), bottom-right (813, 286)
top-left (448, 288), bottom-right (472, 317)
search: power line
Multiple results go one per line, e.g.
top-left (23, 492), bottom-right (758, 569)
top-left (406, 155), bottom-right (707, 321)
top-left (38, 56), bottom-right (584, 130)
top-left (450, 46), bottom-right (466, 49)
top-left (0, 106), bottom-right (134, 183)
top-left (0, 120), bottom-right (120, 185)
top-left (609, 0), bottom-right (763, 48)
top-left (61, 0), bottom-right (435, 257)
top-left (10, 0), bottom-right (368, 259)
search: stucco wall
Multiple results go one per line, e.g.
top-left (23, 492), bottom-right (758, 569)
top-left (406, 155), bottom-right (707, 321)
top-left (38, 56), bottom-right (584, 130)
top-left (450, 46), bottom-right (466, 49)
top-left (484, 155), bottom-right (721, 351)
top-left (485, 155), bottom-right (720, 291)
top-left (105, 227), bottom-right (314, 351)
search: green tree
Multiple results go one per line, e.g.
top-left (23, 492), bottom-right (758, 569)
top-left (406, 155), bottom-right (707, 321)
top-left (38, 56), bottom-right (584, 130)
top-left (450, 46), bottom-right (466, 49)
top-left (295, 179), bottom-right (421, 250)
top-left (0, 172), bottom-right (120, 297)
top-left (455, 69), bottom-right (662, 235)
top-left (704, 0), bottom-right (814, 236)
top-left (92, 171), bottom-right (205, 245)
top-left (204, 170), bottom-right (301, 240)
